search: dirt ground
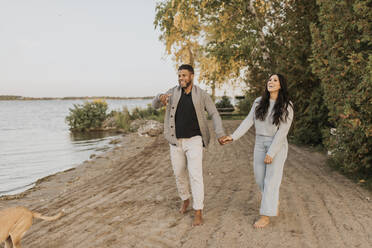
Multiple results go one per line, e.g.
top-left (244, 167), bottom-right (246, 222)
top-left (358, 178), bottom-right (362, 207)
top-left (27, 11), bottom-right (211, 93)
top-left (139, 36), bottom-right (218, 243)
top-left (1, 120), bottom-right (371, 248)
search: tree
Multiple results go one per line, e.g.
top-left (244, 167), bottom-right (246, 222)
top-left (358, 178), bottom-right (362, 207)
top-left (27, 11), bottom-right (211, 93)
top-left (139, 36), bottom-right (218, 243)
top-left (311, 0), bottom-right (372, 175)
top-left (154, 0), bottom-right (250, 100)
top-left (197, 0), bottom-right (329, 145)
top-left (154, 0), bottom-right (202, 66)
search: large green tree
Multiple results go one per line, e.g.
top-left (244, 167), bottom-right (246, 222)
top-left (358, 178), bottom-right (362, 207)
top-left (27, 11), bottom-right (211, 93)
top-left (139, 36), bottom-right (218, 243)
top-left (263, 0), bottom-right (329, 145)
top-left (311, 0), bottom-right (372, 175)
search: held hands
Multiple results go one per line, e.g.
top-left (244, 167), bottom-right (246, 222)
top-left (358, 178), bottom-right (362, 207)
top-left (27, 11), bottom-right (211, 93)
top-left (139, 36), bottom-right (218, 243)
top-left (264, 154), bottom-right (273, 164)
top-left (159, 94), bottom-right (172, 106)
top-left (218, 135), bottom-right (273, 163)
top-left (218, 135), bottom-right (233, 145)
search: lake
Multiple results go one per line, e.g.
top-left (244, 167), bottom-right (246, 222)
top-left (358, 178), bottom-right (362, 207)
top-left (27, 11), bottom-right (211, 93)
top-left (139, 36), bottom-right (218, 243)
top-left (0, 99), bottom-right (152, 196)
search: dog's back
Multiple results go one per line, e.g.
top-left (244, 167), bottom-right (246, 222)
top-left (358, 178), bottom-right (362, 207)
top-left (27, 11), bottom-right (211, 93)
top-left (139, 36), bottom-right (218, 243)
top-left (0, 207), bottom-right (31, 242)
top-left (0, 206), bottom-right (62, 246)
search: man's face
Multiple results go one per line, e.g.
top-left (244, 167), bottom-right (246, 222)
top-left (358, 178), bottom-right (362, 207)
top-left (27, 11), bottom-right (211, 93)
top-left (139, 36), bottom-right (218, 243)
top-left (178, 69), bottom-right (194, 88)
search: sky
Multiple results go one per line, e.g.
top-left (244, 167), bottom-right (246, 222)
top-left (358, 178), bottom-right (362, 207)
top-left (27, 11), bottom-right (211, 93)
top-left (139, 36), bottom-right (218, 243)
top-left (0, 0), bottom-right (243, 98)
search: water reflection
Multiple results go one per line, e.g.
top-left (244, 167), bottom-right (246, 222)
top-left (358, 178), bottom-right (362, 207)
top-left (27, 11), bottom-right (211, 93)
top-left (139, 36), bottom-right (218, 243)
top-left (69, 130), bottom-right (121, 142)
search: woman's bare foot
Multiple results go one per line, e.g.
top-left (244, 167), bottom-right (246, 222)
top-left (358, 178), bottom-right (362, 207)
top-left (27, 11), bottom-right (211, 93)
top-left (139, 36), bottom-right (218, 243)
top-left (179, 199), bottom-right (190, 214)
top-left (253, 216), bottom-right (270, 228)
top-left (192, 210), bottom-right (203, 226)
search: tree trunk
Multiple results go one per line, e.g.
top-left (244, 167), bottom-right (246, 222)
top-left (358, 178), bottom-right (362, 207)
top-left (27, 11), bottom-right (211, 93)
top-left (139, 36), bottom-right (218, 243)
top-left (211, 82), bottom-right (216, 102)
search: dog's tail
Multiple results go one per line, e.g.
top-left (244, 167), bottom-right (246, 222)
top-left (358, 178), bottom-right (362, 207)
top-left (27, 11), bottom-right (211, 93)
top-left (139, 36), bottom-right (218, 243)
top-left (32, 211), bottom-right (63, 221)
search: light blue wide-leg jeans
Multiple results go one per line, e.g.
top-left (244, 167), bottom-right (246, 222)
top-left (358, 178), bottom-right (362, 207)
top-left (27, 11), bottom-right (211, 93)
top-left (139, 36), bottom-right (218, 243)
top-left (253, 135), bottom-right (288, 216)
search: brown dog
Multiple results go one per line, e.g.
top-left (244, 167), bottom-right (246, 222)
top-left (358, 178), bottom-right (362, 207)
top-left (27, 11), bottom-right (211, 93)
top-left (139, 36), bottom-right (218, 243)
top-left (0, 206), bottom-right (63, 248)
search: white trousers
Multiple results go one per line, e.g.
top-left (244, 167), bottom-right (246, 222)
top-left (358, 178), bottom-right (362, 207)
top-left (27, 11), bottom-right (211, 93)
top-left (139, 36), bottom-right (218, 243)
top-left (169, 135), bottom-right (204, 210)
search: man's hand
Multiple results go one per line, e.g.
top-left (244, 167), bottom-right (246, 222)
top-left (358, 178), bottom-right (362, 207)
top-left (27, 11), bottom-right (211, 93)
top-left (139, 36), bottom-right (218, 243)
top-left (159, 94), bottom-right (172, 106)
top-left (264, 154), bottom-right (273, 164)
top-left (218, 135), bottom-right (233, 145)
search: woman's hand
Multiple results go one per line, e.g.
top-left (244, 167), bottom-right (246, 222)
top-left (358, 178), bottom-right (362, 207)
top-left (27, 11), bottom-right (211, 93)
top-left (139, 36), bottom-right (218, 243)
top-left (219, 135), bottom-right (233, 145)
top-left (264, 154), bottom-right (273, 164)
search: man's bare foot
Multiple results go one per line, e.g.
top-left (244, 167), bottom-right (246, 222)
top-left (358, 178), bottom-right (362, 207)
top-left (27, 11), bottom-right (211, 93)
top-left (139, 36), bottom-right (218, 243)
top-left (179, 199), bottom-right (190, 214)
top-left (192, 210), bottom-right (203, 226)
top-left (253, 216), bottom-right (270, 228)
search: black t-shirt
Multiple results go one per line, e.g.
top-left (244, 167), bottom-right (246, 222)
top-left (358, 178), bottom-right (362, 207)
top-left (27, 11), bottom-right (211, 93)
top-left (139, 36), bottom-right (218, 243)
top-left (175, 90), bottom-right (202, 138)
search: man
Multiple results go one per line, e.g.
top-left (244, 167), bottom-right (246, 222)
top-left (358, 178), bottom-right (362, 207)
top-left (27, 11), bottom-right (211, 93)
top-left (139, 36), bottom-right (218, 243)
top-left (152, 64), bottom-right (226, 226)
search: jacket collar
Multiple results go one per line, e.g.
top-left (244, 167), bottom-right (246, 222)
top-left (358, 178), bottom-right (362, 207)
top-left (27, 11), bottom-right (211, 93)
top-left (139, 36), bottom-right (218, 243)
top-left (173, 84), bottom-right (199, 107)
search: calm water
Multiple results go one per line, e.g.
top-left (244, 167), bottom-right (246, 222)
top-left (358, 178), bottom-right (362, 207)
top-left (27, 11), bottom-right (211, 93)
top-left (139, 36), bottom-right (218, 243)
top-left (0, 99), bottom-right (151, 196)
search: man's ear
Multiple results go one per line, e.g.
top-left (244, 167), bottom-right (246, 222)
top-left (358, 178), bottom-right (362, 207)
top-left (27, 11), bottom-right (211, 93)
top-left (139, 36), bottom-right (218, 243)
top-left (191, 73), bottom-right (194, 81)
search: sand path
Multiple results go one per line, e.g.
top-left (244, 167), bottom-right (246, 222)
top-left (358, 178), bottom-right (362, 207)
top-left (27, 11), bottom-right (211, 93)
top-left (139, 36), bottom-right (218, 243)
top-left (1, 120), bottom-right (371, 248)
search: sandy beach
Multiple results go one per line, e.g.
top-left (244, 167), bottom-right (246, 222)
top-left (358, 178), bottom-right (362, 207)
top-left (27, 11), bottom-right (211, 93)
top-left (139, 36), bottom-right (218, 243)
top-left (1, 120), bottom-right (371, 248)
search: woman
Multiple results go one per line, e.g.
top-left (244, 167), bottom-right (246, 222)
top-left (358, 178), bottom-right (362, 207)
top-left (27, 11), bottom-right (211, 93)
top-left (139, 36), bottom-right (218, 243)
top-left (222, 74), bottom-right (293, 228)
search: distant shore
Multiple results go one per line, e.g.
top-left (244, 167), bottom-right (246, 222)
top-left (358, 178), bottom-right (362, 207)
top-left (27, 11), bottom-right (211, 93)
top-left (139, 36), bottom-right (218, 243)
top-left (0, 95), bottom-right (154, 101)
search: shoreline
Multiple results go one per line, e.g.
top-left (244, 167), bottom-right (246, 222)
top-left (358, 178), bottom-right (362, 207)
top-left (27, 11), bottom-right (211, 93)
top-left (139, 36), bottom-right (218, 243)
top-left (0, 131), bottom-right (128, 198)
top-left (0, 132), bottom-right (156, 203)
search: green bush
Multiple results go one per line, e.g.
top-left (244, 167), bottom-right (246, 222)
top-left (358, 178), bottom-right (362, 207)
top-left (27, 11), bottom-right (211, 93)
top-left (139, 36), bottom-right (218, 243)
top-left (237, 0), bottom-right (330, 147)
top-left (66, 100), bottom-right (109, 132)
top-left (130, 104), bottom-right (165, 122)
top-left (311, 0), bottom-right (372, 176)
top-left (216, 95), bottom-right (234, 109)
top-left (66, 102), bottom-right (165, 133)
top-left (113, 107), bottom-right (132, 132)
top-left (235, 93), bottom-right (259, 115)
top-left (113, 104), bottom-right (165, 131)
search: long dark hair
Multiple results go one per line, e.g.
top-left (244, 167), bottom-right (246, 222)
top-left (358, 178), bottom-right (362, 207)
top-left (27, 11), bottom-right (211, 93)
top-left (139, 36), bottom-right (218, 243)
top-left (255, 74), bottom-right (292, 126)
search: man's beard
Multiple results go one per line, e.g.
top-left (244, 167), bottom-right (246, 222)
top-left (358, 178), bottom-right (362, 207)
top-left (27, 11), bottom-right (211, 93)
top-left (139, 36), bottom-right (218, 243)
top-left (179, 80), bottom-right (192, 89)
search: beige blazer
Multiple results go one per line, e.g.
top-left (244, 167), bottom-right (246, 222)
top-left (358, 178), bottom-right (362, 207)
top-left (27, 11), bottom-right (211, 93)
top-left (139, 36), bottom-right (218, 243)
top-left (152, 84), bottom-right (225, 147)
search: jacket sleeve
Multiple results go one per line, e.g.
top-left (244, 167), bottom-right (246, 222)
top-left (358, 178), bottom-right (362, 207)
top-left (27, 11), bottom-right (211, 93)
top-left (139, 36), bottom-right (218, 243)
top-left (230, 101), bottom-right (257, 141)
top-left (204, 92), bottom-right (226, 138)
top-left (152, 88), bottom-right (172, 109)
top-left (267, 104), bottom-right (294, 158)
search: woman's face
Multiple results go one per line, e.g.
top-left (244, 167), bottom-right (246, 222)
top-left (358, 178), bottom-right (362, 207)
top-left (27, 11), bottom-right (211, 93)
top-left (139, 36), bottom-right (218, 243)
top-left (267, 74), bottom-right (281, 93)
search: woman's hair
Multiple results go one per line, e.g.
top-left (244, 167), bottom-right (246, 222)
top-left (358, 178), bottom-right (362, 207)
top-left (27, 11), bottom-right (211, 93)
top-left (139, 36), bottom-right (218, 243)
top-left (255, 73), bottom-right (292, 126)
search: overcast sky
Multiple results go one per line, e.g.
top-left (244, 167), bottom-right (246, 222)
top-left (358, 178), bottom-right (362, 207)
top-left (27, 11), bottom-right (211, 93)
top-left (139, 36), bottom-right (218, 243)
top-left (0, 0), bottom-right (244, 98)
top-left (0, 0), bottom-right (178, 97)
